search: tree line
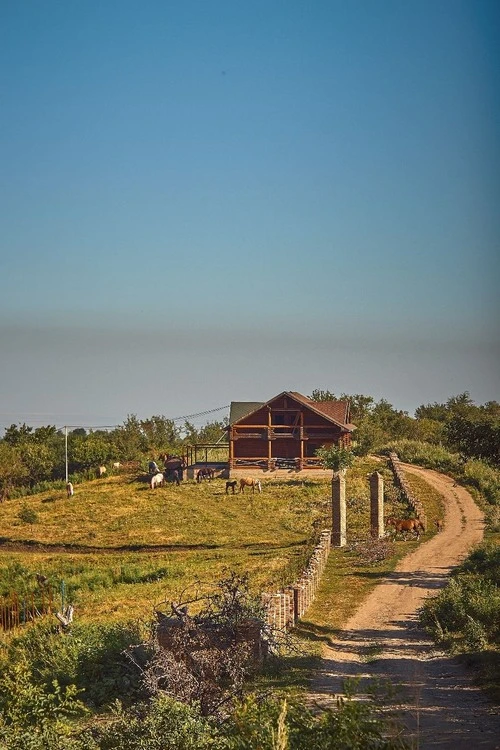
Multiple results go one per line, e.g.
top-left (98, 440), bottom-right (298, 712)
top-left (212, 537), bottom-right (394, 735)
top-left (310, 389), bottom-right (499, 464)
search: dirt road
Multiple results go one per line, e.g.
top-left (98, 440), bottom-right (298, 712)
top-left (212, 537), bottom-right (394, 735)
top-left (309, 464), bottom-right (500, 748)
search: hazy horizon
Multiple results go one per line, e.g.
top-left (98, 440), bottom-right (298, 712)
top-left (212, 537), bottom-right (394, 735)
top-left (1, 1), bottom-right (498, 432)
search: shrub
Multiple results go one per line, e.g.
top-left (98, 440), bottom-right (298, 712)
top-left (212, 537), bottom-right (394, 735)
top-left (17, 505), bottom-right (38, 524)
top-left (420, 575), bottom-right (500, 651)
top-left (223, 692), bottom-right (407, 749)
top-left (462, 460), bottom-right (500, 505)
top-left (94, 695), bottom-right (222, 750)
top-left (381, 440), bottom-right (461, 474)
top-left (3, 620), bottom-right (149, 711)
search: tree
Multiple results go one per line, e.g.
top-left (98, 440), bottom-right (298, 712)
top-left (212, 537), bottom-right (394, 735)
top-left (71, 433), bottom-right (112, 470)
top-left (110, 415), bottom-right (148, 460)
top-left (0, 443), bottom-right (28, 494)
top-left (18, 443), bottom-right (55, 486)
top-left (316, 445), bottom-right (355, 474)
top-left (140, 416), bottom-right (181, 454)
top-left (3, 423), bottom-right (33, 446)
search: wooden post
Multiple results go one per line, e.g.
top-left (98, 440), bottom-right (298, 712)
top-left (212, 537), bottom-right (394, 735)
top-left (331, 473), bottom-right (346, 547)
top-left (370, 471), bottom-right (384, 538)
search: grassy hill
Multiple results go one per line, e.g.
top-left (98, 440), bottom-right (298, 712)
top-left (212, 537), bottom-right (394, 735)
top-left (0, 456), bottom-right (433, 625)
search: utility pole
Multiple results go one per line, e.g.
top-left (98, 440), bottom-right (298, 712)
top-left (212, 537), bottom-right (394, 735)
top-left (65, 426), bottom-right (68, 483)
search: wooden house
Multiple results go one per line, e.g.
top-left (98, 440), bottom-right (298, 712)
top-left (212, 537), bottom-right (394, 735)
top-left (228, 391), bottom-right (355, 474)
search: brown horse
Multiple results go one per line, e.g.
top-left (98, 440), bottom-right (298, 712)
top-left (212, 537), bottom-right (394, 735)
top-left (239, 477), bottom-right (262, 494)
top-left (386, 516), bottom-right (425, 540)
top-left (196, 467), bottom-right (215, 483)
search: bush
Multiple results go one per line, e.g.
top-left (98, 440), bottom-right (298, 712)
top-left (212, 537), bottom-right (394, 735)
top-left (462, 460), bottom-right (500, 506)
top-left (223, 692), bottom-right (407, 749)
top-left (381, 440), bottom-right (461, 474)
top-left (419, 575), bottom-right (500, 651)
top-left (94, 695), bottom-right (222, 750)
top-left (17, 505), bottom-right (38, 524)
top-left (3, 620), bottom-right (149, 712)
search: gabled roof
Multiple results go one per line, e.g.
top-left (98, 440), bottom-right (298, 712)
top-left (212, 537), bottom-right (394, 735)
top-left (229, 402), bottom-right (264, 425)
top-left (229, 391), bottom-right (354, 431)
top-left (288, 392), bottom-right (351, 425)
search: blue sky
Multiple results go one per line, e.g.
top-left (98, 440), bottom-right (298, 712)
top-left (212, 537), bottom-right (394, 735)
top-left (1, 1), bottom-right (499, 430)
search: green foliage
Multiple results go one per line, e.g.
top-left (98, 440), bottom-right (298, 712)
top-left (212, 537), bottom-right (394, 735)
top-left (70, 433), bottom-right (113, 470)
top-left (17, 504), bottom-right (38, 524)
top-left (419, 546), bottom-right (500, 653)
top-left (3, 620), bottom-right (149, 712)
top-left (0, 655), bottom-right (88, 729)
top-left (139, 415), bottom-right (181, 454)
top-left (447, 413), bottom-right (500, 465)
top-left (316, 445), bottom-right (355, 473)
top-left (183, 419), bottom-right (229, 444)
top-left (224, 692), bottom-right (407, 749)
top-left (3, 423), bottom-right (34, 446)
top-left (89, 695), bottom-right (222, 749)
top-left (0, 724), bottom-right (98, 750)
top-left (455, 543), bottom-right (500, 586)
top-left (0, 442), bottom-right (28, 492)
top-left (462, 459), bottom-right (500, 506)
top-left (381, 440), bottom-right (462, 473)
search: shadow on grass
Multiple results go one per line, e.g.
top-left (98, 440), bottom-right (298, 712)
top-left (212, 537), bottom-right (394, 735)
top-left (294, 620), bottom-right (341, 647)
top-left (0, 537), bottom-right (222, 554)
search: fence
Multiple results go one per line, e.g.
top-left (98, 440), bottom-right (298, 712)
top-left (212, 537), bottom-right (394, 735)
top-left (261, 529), bottom-right (331, 632)
top-left (0, 586), bottom-right (56, 632)
top-left (388, 452), bottom-right (426, 527)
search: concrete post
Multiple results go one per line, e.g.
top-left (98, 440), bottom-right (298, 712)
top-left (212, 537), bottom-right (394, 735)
top-left (331, 472), bottom-right (347, 547)
top-left (370, 471), bottom-right (384, 538)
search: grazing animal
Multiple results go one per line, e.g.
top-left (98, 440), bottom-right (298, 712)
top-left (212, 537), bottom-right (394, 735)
top-left (98, 466), bottom-right (106, 478)
top-left (112, 462), bottom-right (121, 470)
top-left (386, 516), bottom-right (425, 540)
top-left (149, 460), bottom-right (160, 475)
top-left (196, 467), bottom-right (215, 483)
top-left (66, 482), bottom-right (74, 498)
top-left (434, 518), bottom-right (444, 532)
top-left (239, 477), bottom-right (262, 494)
top-left (225, 480), bottom-right (238, 495)
top-left (150, 472), bottom-right (165, 489)
top-left (164, 456), bottom-right (185, 482)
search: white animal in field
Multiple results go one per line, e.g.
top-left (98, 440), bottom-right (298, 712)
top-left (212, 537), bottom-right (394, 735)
top-left (98, 465), bottom-right (107, 478)
top-left (66, 482), bottom-right (74, 498)
top-left (150, 472), bottom-right (165, 489)
top-left (112, 462), bottom-right (121, 470)
top-left (239, 477), bottom-right (262, 494)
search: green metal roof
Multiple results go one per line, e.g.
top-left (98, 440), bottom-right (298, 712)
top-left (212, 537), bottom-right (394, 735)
top-left (229, 402), bottom-right (264, 424)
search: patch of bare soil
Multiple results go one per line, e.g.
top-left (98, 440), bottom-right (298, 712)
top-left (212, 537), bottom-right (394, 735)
top-left (309, 464), bottom-right (500, 748)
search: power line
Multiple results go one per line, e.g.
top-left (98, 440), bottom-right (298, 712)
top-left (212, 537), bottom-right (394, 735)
top-left (0, 405), bottom-right (231, 434)
top-left (58, 405), bottom-right (230, 431)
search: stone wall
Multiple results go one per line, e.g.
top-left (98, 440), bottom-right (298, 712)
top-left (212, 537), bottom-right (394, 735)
top-left (388, 452), bottom-right (426, 528)
top-left (261, 529), bottom-right (331, 632)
